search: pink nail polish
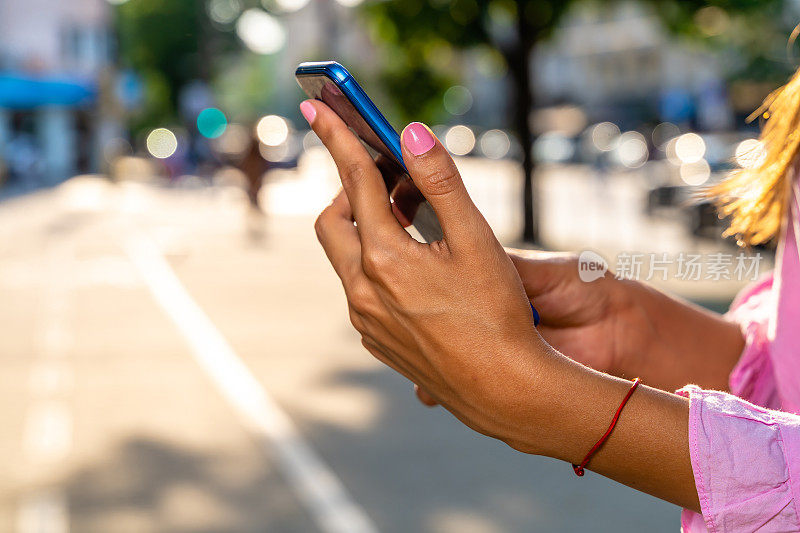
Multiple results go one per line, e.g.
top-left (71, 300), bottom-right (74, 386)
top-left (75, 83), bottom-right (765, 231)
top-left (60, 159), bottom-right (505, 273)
top-left (403, 122), bottom-right (435, 156)
top-left (300, 101), bottom-right (316, 125)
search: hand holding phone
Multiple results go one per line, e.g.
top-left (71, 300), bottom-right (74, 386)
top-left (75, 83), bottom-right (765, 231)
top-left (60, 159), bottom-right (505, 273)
top-left (301, 93), bottom-right (553, 464)
top-left (295, 61), bottom-right (443, 242)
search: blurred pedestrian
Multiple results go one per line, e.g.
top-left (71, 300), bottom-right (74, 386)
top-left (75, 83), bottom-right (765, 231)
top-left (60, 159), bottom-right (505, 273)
top-left (239, 136), bottom-right (270, 210)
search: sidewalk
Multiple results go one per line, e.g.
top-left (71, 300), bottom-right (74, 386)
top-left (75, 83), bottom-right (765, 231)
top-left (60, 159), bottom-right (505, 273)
top-left (0, 174), bottom-right (681, 532)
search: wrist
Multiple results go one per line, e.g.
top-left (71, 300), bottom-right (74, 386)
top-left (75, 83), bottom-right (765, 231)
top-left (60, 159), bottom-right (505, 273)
top-left (489, 341), bottom-right (608, 460)
top-left (510, 348), bottom-right (639, 463)
top-left (597, 277), bottom-right (651, 378)
top-left (626, 281), bottom-right (744, 391)
top-left (478, 338), bottom-right (564, 456)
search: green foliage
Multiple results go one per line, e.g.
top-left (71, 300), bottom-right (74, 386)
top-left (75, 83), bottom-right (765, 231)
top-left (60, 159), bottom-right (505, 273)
top-left (360, 0), bottom-right (789, 242)
top-left (358, 0), bottom-right (579, 125)
top-left (651, 0), bottom-right (791, 84)
top-left (114, 0), bottom-right (237, 132)
top-left (360, 0), bottom-right (790, 126)
top-left (213, 53), bottom-right (279, 123)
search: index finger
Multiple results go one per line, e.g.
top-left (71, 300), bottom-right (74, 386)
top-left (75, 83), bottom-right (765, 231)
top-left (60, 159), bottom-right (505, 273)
top-left (300, 100), bottom-right (407, 244)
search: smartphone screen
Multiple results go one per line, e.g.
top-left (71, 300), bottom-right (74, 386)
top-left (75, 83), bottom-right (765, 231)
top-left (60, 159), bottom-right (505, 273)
top-left (296, 72), bottom-right (444, 243)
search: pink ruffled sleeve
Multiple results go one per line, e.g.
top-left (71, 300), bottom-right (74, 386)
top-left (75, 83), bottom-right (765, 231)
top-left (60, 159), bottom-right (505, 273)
top-left (678, 386), bottom-right (800, 532)
top-left (726, 274), bottom-right (781, 409)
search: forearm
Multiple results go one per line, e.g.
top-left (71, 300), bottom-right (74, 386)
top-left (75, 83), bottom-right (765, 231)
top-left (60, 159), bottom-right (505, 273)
top-left (512, 346), bottom-right (700, 511)
top-left (615, 281), bottom-right (745, 392)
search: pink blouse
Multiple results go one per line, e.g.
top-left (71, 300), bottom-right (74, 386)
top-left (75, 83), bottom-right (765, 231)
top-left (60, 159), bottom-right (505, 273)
top-left (679, 180), bottom-right (800, 532)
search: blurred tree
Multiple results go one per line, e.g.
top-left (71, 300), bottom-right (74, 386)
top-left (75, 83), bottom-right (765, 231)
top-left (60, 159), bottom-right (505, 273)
top-left (649, 1), bottom-right (791, 116)
top-left (361, 0), bottom-right (572, 243)
top-left (214, 54), bottom-right (280, 122)
top-left (361, 0), bottom-right (784, 243)
top-left (114, 0), bottom-right (238, 132)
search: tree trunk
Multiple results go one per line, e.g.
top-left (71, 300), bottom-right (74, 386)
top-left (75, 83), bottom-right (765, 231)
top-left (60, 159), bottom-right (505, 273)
top-left (196, 0), bottom-right (211, 82)
top-left (507, 17), bottom-right (538, 244)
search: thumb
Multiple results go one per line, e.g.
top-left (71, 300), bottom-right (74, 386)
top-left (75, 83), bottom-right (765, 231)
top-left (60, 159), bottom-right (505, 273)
top-left (507, 249), bottom-right (579, 298)
top-left (400, 122), bottom-right (489, 245)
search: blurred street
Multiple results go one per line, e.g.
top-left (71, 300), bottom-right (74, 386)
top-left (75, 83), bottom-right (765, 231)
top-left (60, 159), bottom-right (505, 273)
top-left (0, 164), bottom-right (689, 533)
top-left (0, 0), bottom-right (794, 531)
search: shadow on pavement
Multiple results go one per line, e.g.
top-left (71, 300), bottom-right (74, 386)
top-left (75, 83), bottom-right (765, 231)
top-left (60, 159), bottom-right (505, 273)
top-left (62, 438), bottom-right (317, 533)
top-left (296, 363), bottom-right (680, 533)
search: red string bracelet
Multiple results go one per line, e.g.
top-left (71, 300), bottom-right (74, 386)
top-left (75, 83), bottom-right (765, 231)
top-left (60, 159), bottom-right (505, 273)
top-left (572, 377), bottom-right (641, 477)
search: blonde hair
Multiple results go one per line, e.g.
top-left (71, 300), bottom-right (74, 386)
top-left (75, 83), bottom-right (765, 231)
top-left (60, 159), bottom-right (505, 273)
top-left (710, 67), bottom-right (800, 246)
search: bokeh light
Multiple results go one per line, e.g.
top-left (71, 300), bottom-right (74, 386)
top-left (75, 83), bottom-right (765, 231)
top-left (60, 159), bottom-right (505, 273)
top-left (444, 125), bottom-right (475, 156)
top-left (674, 133), bottom-right (706, 164)
top-left (335, 0), bottom-right (364, 6)
top-left (479, 129), bottom-right (510, 159)
top-left (146, 128), bottom-right (178, 159)
top-left (735, 139), bottom-right (766, 169)
top-left (270, 0), bottom-right (311, 12)
top-left (680, 160), bottom-right (711, 186)
top-left (259, 142), bottom-right (290, 162)
top-left (258, 139), bottom-right (291, 163)
top-left (665, 137), bottom-right (680, 165)
top-left (652, 122), bottom-right (680, 148)
top-left (694, 6), bottom-right (730, 37)
top-left (256, 115), bottom-right (289, 146)
top-left (236, 9), bottom-right (286, 55)
top-left (475, 46), bottom-right (508, 78)
top-left (213, 124), bottom-right (250, 157)
top-left (534, 132), bottom-right (575, 164)
top-left (443, 86), bottom-right (473, 116)
top-left (208, 0), bottom-right (242, 24)
top-left (302, 130), bottom-right (322, 151)
top-left (590, 122), bottom-right (620, 152)
top-left (197, 108), bottom-right (228, 139)
top-left (424, 42), bottom-right (455, 71)
top-left (617, 131), bottom-right (648, 168)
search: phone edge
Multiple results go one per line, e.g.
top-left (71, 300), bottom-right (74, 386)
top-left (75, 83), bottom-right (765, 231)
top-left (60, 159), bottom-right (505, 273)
top-left (295, 61), bottom-right (406, 170)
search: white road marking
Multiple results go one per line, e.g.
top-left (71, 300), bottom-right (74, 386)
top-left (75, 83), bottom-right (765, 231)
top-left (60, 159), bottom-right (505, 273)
top-left (22, 402), bottom-right (72, 462)
top-left (38, 323), bottom-right (71, 359)
top-left (125, 233), bottom-right (379, 533)
top-left (17, 238), bottom-right (74, 533)
top-left (15, 491), bottom-right (69, 533)
top-left (28, 361), bottom-right (74, 398)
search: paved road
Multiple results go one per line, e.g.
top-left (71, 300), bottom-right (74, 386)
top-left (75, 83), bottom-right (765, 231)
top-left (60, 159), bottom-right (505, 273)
top-left (0, 172), bottom-right (687, 533)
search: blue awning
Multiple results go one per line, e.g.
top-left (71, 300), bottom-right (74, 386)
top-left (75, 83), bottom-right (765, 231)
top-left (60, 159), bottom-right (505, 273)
top-left (0, 74), bottom-right (96, 109)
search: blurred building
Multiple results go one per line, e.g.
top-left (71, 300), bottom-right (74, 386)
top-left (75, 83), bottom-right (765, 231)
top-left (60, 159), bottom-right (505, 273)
top-left (534, 2), bottom-right (733, 132)
top-left (0, 0), bottom-right (114, 191)
top-left (274, 1), bottom-right (377, 115)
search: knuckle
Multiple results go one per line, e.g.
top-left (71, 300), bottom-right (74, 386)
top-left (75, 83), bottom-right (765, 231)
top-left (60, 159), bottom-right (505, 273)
top-left (361, 338), bottom-right (389, 366)
top-left (346, 280), bottom-right (374, 314)
top-left (360, 337), bottom-right (375, 352)
top-left (420, 165), bottom-right (461, 197)
top-left (313, 210), bottom-right (328, 241)
top-left (348, 306), bottom-right (366, 333)
top-left (361, 246), bottom-right (395, 279)
top-left (340, 161), bottom-right (369, 191)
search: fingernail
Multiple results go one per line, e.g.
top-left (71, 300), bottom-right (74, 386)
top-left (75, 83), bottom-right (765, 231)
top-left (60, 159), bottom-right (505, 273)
top-left (403, 122), bottom-right (435, 156)
top-left (300, 101), bottom-right (316, 125)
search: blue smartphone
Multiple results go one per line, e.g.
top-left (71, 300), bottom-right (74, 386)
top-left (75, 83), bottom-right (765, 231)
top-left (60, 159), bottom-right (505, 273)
top-left (295, 61), bottom-right (444, 243)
